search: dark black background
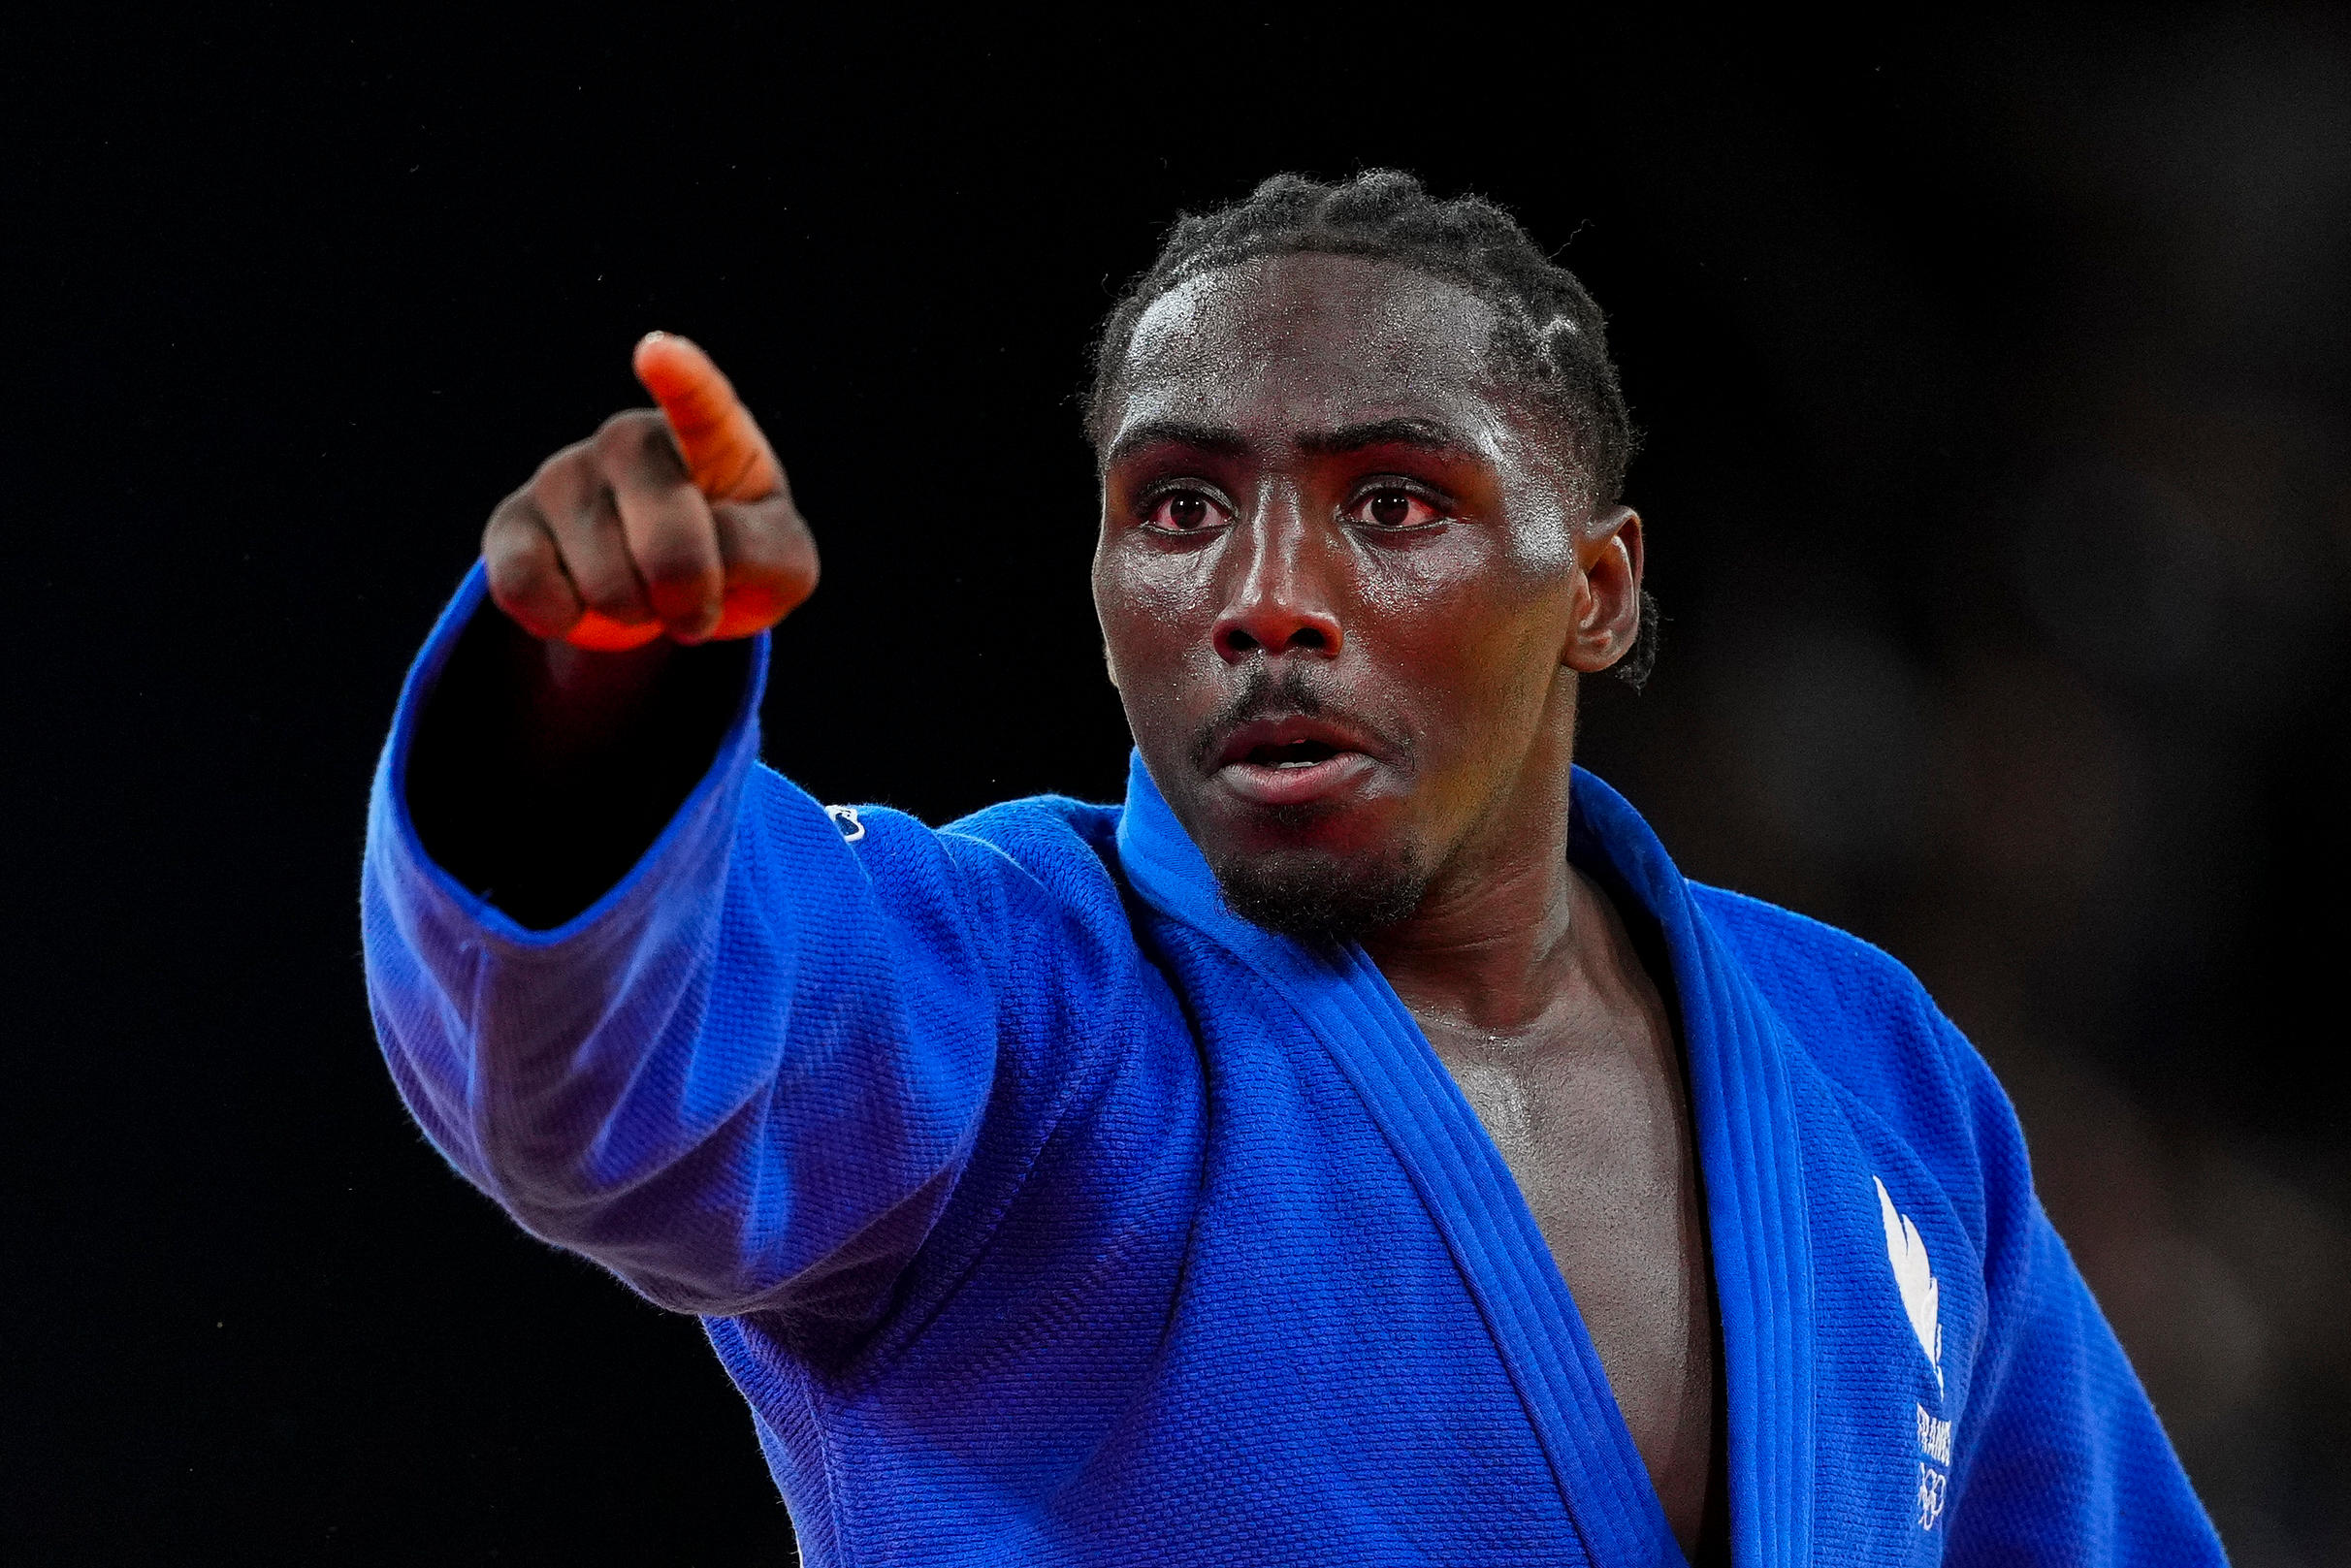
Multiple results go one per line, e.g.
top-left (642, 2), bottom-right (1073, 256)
top-left (9, 11), bottom-right (2350, 1564)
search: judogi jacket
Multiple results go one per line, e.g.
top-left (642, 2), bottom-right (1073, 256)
top-left (363, 571), bottom-right (2226, 1565)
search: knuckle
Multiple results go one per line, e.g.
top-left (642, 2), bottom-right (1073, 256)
top-left (542, 431), bottom-right (602, 472)
top-left (555, 540), bottom-right (646, 615)
top-left (528, 446), bottom-right (595, 509)
top-left (572, 565), bottom-right (646, 617)
top-left (636, 540), bottom-right (719, 595)
top-left (483, 493), bottom-right (532, 549)
top-left (596, 409), bottom-right (685, 476)
top-left (593, 407), bottom-right (660, 444)
top-left (482, 546), bottom-right (536, 596)
top-left (486, 563), bottom-right (570, 636)
top-left (484, 501), bottom-right (553, 564)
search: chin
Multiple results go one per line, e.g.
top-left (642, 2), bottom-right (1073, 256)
top-left (1207, 841), bottom-right (1429, 943)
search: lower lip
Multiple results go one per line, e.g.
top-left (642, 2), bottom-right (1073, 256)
top-left (1215, 752), bottom-right (1377, 808)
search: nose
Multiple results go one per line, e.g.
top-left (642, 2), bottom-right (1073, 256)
top-left (1211, 507), bottom-right (1344, 663)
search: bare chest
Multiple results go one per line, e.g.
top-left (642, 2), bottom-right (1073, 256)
top-left (1423, 1016), bottom-right (1721, 1553)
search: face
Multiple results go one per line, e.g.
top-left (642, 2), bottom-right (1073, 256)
top-left (1091, 251), bottom-right (1644, 937)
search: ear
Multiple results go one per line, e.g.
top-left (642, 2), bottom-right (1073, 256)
top-left (1102, 640), bottom-right (1122, 690)
top-left (1561, 506), bottom-right (1644, 675)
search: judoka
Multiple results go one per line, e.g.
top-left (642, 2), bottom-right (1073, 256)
top-left (364, 171), bottom-right (2227, 1564)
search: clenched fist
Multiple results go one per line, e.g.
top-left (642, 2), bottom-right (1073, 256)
top-left (483, 334), bottom-right (820, 650)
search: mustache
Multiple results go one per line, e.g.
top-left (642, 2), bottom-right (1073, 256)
top-left (1186, 663), bottom-right (1407, 773)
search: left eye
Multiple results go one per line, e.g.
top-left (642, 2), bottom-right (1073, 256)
top-left (1143, 490), bottom-right (1229, 532)
top-left (1348, 489), bottom-right (1444, 528)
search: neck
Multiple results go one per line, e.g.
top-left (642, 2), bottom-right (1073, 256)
top-left (1362, 701), bottom-right (1583, 1041)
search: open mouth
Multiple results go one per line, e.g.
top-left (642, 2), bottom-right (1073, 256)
top-left (1210, 715), bottom-right (1382, 808)
top-left (1246, 738), bottom-right (1344, 770)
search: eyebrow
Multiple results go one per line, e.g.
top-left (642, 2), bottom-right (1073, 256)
top-left (1295, 417), bottom-right (1473, 458)
top-left (1104, 415), bottom-right (1477, 469)
top-left (1102, 420), bottom-right (1252, 470)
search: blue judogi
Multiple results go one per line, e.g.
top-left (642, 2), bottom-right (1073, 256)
top-left (363, 570), bottom-right (2225, 1565)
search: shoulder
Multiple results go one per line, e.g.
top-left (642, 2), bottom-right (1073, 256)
top-left (739, 771), bottom-right (1120, 884)
top-left (940, 796), bottom-right (1178, 1030)
top-left (733, 776), bottom-right (1163, 1015)
top-left (1691, 882), bottom-right (2023, 1199)
top-left (730, 771), bottom-right (1130, 935)
top-left (943, 794), bottom-right (1124, 867)
top-left (1691, 883), bottom-right (1950, 1070)
top-left (937, 795), bottom-right (1128, 912)
top-left (896, 790), bottom-right (1144, 958)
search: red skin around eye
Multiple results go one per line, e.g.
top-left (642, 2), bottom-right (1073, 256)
top-left (1145, 494), bottom-right (1229, 532)
top-left (1350, 490), bottom-right (1443, 528)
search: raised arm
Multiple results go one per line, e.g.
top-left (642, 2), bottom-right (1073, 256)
top-left (365, 341), bottom-right (1003, 1324)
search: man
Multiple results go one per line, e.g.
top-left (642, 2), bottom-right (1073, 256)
top-left (365, 173), bottom-right (2225, 1564)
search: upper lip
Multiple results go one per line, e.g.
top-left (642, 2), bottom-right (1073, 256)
top-left (1211, 713), bottom-right (1382, 770)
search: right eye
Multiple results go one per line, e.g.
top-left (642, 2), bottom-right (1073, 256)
top-left (1142, 490), bottom-right (1229, 533)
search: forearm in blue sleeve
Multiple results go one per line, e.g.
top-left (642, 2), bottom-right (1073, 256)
top-left (360, 570), bottom-right (1000, 1319)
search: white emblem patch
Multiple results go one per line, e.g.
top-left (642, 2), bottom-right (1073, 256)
top-left (1879, 1177), bottom-right (1955, 1532)
top-left (824, 805), bottom-right (866, 843)
top-left (1916, 1458), bottom-right (1948, 1532)
top-left (1875, 1175), bottom-right (1943, 1394)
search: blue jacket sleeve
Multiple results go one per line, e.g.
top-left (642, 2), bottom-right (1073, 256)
top-left (1941, 1029), bottom-right (2229, 1565)
top-left (361, 572), bottom-right (1020, 1321)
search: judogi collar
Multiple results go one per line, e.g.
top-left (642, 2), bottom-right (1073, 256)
top-left (1114, 752), bottom-right (1819, 1568)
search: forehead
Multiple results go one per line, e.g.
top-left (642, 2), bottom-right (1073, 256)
top-left (1109, 252), bottom-right (1509, 444)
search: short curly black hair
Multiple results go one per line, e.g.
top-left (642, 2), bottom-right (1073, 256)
top-left (1086, 169), bottom-right (1655, 684)
top-left (1087, 169), bottom-right (1640, 504)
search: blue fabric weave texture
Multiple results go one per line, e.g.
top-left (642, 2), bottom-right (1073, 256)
top-left (363, 570), bottom-right (2227, 1566)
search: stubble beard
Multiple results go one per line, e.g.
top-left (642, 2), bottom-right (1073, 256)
top-left (1185, 662), bottom-right (1430, 942)
top-left (1209, 827), bottom-right (1430, 944)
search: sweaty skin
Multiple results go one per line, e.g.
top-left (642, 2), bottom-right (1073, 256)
top-left (442, 272), bottom-right (1723, 1559)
